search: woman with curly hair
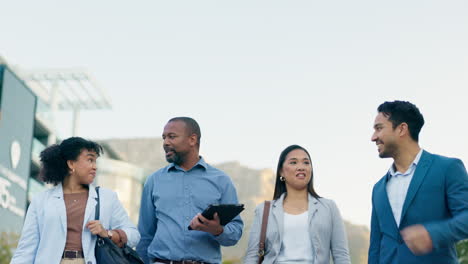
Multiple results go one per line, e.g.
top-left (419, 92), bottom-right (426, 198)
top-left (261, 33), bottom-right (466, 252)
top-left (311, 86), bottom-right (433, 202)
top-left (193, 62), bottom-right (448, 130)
top-left (11, 137), bottom-right (140, 264)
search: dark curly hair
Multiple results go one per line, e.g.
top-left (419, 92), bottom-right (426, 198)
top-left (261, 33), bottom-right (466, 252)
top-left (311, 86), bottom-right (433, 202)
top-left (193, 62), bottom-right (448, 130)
top-left (377, 100), bottom-right (425, 142)
top-left (273, 145), bottom-right (320, 200)
top-left (39, 137), bottom-right (103, 185)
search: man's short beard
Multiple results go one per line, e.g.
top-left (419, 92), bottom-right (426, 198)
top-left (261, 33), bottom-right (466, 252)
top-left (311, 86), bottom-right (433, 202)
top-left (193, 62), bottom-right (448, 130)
top-left (166, 152), bottom-right (184, 165)
top-left (379, 142), bottom-right (398, 158)
top-left (379, 151), bottom-right (391, 158)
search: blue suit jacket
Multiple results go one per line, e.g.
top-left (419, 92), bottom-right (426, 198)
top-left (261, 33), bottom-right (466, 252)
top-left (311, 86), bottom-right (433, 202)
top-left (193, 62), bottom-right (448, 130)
top-left (369, 151), bottom-right (468, 264)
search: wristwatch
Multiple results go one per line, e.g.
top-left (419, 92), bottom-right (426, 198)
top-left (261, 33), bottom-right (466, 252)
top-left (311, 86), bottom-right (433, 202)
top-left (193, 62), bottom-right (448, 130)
top-left (107, 230), bottom-right (113, 239)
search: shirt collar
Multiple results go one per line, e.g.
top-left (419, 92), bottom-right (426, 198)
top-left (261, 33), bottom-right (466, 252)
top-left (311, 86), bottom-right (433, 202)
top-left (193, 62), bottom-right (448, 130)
top-left (388, 149), bottom-right (423, 178)
top-left (167, 156), bottom-right (208, 172)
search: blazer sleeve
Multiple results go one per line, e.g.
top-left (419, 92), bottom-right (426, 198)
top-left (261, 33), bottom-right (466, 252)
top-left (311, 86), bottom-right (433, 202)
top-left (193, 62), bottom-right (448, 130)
top-left (329, 200), bottom-right (351, 264)
top-left (10, 195), bottom-right (41, 264)
top-left (424, 158), bottom-right (468, 249)
top-left (368, 187), bottom-right (381, 264)
top-left (109, 191), bottom-right (141, 248)
top-left (243, 203), bottom-right (264, 264)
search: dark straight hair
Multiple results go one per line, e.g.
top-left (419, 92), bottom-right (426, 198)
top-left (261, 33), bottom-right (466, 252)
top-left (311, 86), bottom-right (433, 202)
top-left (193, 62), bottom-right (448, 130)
top-left (272, 145), bottom-right (320, 200)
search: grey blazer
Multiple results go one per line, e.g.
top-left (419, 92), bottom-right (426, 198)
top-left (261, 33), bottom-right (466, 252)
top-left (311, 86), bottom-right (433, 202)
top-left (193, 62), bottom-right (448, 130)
top-left (244, 193), bottom-right (351, 264)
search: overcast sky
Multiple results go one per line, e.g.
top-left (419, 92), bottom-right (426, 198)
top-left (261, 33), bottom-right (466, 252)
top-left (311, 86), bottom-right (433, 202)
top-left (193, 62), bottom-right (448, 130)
top-left (2, 0), bottom-right (467, 226)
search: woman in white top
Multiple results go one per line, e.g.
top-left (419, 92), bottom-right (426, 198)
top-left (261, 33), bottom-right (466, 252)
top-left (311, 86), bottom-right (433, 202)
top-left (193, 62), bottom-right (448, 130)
top-left (244, 145), bottom-right (351, 264)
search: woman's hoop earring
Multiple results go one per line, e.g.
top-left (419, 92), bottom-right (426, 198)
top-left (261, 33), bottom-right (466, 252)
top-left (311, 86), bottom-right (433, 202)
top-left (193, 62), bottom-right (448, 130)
top-left (279, 176), bottom-right (285, 182)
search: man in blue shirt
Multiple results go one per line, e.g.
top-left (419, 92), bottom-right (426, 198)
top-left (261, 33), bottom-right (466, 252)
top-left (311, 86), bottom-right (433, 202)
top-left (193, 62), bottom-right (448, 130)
top-left (136, 117), bottom-right (243, 264)
top-left (369, 101), bottom-right (468, 264)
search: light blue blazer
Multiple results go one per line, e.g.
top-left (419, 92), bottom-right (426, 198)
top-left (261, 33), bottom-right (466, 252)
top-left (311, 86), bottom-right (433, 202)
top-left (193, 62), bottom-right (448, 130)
top-left (11, 184), bottom-right (140, 264)
top-left (244, 193), bottom-right (351, 264)
top-left (369, 151), bottom-right (468, 264)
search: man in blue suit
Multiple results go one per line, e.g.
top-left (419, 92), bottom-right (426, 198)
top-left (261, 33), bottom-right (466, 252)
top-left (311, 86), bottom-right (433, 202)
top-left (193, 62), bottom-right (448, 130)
top-left (369, 100), bottom-right (468, 264)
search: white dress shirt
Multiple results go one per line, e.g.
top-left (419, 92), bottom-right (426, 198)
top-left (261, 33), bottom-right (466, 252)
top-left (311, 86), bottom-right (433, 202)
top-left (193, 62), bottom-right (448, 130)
top-left (386, 149), bottom-right (423, 226)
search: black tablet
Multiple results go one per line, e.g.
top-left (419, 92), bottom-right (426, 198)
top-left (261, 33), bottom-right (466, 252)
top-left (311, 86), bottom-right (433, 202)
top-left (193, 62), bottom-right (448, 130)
top-left (188, 204), bottom-right (244, 230)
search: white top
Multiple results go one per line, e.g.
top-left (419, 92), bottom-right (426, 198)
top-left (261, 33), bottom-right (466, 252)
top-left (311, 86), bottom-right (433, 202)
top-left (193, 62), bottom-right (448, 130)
top-left (386, 149), bottom-right (423, 226)
top-left (277, 211), bottom-right (313, 263)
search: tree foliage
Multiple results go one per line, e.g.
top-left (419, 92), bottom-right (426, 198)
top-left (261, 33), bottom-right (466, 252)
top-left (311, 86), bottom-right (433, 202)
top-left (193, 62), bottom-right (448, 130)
top-left (0, 232), bottom-right (19, 264)
top-left (458, 240), bottom-right (468, 264)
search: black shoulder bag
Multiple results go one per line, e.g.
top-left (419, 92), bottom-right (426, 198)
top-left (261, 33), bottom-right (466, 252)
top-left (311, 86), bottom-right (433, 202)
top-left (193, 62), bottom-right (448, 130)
top-left (94, 186), bottom-right (144, 264)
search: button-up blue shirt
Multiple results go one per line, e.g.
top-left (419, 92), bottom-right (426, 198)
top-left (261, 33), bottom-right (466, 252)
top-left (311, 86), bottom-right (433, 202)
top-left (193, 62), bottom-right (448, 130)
top-left (386, 149), bottom-right (423, 226)
top-left (136, 157), bottom-right (243, 264)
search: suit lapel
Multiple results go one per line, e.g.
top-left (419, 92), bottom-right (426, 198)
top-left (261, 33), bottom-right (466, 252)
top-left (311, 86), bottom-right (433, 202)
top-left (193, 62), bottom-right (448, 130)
top-left (307, 194), bottom-right (319, 223)
top-left (400, 151), bottom-right (433, 225)
top-left (82, 186), bottom-right (98, 228)
top-left (375, 176), bottom-right (400, 239)
top-left (307, 195), bottom-right (319, 260)
top-left (272, 193), bottom-right (319, 246)
top-left (272, 194), bottom-right (285, 244)
top-left (51, 184), bottom-right (67, 234)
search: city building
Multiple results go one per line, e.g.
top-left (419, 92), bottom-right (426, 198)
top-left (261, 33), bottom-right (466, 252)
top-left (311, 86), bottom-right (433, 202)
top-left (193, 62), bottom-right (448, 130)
top-left (0, 58), bottom-right (36, 234)
top-left (0, 57), bottom-right (147, 235)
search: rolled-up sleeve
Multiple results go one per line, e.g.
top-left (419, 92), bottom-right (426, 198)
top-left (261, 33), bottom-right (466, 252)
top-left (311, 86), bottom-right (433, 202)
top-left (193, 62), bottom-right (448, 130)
top-left (213, 177), bottom-right (243, 246)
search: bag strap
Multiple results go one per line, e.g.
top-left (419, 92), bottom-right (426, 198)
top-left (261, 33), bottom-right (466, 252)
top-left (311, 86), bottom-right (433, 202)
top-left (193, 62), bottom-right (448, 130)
top-left (94, 186), bottom-right (100, 221)
top-left (258, 200), bottom-right (271, 264)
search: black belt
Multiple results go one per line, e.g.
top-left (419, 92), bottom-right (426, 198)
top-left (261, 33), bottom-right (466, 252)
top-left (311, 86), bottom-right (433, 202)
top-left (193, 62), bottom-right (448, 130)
top-left (62, 250), bottom-right (84, 259)
top-left (153, 258), bottom-right (208, 264)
